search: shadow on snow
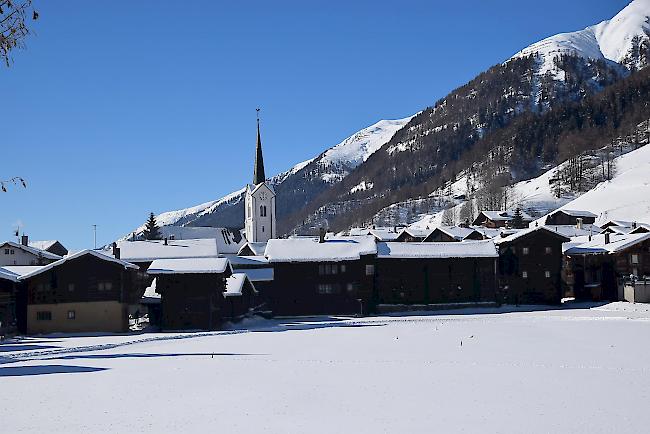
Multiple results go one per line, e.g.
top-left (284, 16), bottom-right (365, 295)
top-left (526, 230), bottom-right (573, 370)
top-left (0, 364), bottom-right (107, 377)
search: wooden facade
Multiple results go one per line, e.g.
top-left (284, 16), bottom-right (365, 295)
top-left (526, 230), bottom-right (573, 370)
top-left (545, 210), bottom-right (596, 226)
top-left (0, 276), bottom-right (16, 336)
top-left (268, 255), bottom-right (375, 316)
top-left (497, 229), bottom-right (570, 305)
top-left (423, 228), bottom-right (483, 243)
top-left (20, 252), bottom-right (145, 334)
top-left (374, 257), bottom-right (497, 305)
top-left (155, 273), bottom-right (230, 330)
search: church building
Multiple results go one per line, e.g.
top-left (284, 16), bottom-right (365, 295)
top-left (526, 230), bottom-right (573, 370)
top-left (244, 112), bottom-right (277, 243)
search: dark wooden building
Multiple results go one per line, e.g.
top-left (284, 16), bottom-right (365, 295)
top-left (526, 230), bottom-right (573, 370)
top-left (223, 273), bottom-right (259, 320)
top-left (148, 257), bottom-right (234, 330)
top-left (423, 227), bottom-right (484, 242)
top-left (495, 227), bottom-right (570, 305)
top-left (264, 236), bottom-right (377, 316)
top-left (545, 209), bottom-right (597, 226)
top-left (28, 240), bottom-right (69, 257)
top-left (565, 232), bottom-right (650, 301)
top-left (473, 210), bottom-right (534, 229)
top-left (395, 228), bottom-right (431, 243)
top-left (16, 250), bottom-right (144, 334)
top-left (0, 268), bottom-right (18, 336)
top-left (374, 241), bottom-right (498, 305)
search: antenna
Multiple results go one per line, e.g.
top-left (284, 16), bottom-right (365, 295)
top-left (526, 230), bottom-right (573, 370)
top-left (92, 224), bottom-right (97, 249)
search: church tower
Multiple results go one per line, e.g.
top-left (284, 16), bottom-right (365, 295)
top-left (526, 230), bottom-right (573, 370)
top-left (245, 109), bottom-right (276, 243)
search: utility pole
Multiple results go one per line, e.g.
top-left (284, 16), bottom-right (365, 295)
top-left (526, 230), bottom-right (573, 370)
top-left (92, 224), bottom-right (97, 249)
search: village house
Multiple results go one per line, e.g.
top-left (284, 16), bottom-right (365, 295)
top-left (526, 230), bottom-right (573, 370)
top-left (28, 240), bottom-right (69, 257)
top-left (223, 273), bottom-right (259, 320)
top-left (544, 209), bottom-right (597, 226)
top-left (423, 226), bottom-right (484, 242)
top-left (374, 240), bottom-right (498, 307)
top-left (395, 227), bottom-right (431, 242)
top-left (349, 227), bottom-right (401, 242)
top-left (13, 250), bottom-right (143, 334)
top-left (0, 268), bottom-right (19, 336)
top-left (564, 232), bottom-right (650, 301)
top-left (264, 234), bottom-right (377, 315)
top-left (473, 210), bottom-right (534, 229)
top-left (495, 226), bottom-right (570, 305)
top-left (0, 237), bottom-right (62, 266)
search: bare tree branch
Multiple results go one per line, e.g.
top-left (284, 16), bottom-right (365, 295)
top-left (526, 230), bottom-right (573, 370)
top-left (1, 177), bottom-right (27, 192)
top-left (0, 0), bottom-right (38, 67)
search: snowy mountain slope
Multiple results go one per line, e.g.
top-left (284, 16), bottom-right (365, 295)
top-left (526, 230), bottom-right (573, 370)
top-left (547, 143), bottom-right (650, 224)
top-left (124, 117), bottom-right (412, 237)
top-left (512, 0), bottom-right (650, 73)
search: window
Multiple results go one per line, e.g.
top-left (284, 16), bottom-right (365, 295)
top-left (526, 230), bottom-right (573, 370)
top-left (365, 264), bottom-right (375, 276)
top-left (522, 247), bottom-right (530, 255)
top-left (67, 310), bottom-right (76, 320)
top-left (545, 247), bottom-right (552, 254)
top-left (522, 271), bottom-right (528, 279)
top-left (68, 283), bottom-right (75, 292)
top-left (340, 264), bottom-right (347, 273)
top-left (631, 254), bottom-right (639, 264)
top-left (3, 249), bottom-right (8, 254)
top-left (319, 264), bottom-right (341, 275)
top-left (545, 271), bottom-right (551, 278)
top-left (318, 283), bottom-right (341, 294)
top-left (259, 205), bottom-right (267, 217)
top-left (98, 281), bottom-right (113, 291)
top-left (262, 225), bottom-right (265, 233)
top-left (36, 311), bottom-right (52, 321)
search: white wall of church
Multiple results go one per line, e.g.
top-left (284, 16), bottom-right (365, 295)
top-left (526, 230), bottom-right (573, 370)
top-left (245, 184), bottom-right (276, 243)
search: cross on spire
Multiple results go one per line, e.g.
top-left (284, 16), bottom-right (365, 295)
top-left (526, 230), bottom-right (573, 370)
top-left (253, 108), bottom-right (266, 185)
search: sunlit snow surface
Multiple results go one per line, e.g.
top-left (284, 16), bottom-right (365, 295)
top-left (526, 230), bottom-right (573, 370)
top-left (2, 302), bottom-right (650, 433)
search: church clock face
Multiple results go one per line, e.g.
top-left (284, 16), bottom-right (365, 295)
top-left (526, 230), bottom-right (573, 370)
top-left (260, 192), bottom-right (268, 201)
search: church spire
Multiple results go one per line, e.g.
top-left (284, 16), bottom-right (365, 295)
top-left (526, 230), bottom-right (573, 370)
top-left (253, 108), bottom-right (266, 185)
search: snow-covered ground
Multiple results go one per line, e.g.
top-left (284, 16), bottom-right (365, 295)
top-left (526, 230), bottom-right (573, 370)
top-left (3, 303), bottom-right (650, 433)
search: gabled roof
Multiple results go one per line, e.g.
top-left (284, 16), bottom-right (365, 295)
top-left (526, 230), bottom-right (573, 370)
top-left (494, 226), bottom-right (571, 246)
top-left (349, 227), bottom-right (400, 241)
top-left (0, 267), bottom-right (19, 282)
top-left (17, 250), bottom-right (138, 280)
top-left (224, 273), bottom-right (257, 297)
top-left (397, 227), bottom-right (432, 239)
top-left (377, 240), bottom-right (498, 259)
top-left (147, 257), bottom-right (232, 275)
top-left (550, 209), bottom-right (598, 218)
top-left (565, 232), bottom-right (650, 255)
top-left (224, 254), bottom-right (269, 266)
top-left (476, 210), bottom-right (534, 222)
top-left (0, 241), bottom-right (62, 260)
top-left (114, 239), bottom-right (221, 262)
top-left (542, 224), bottom-right (602, 239)
top-left (600, 220), bottom-right (636, 229)
top-left (237, 242), bottom-right (267, 256)
top-left (28, 240), bottom-right (63, 252)
top-left (426, 226), bottom-right (482, 241)
top-left (265, 235), bottom-right (377, 263)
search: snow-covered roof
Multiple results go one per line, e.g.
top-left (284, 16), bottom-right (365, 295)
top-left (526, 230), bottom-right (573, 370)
top-left (27, 240), bottom-right (62, 252)
top-left (601, 220), bottom-right (636, 228)
top-left (472, 226), bottom-right (503, 239)
top-left (1, 265), bottom-right (45, 278)
top-left (114, 239), bottom-right (222, 262)
top-left (265, 235), bottom-right (377, 263)
top-left (565, 232), bottom-right (650, 255)
top-left (141, 278), bottom-right (161, 304)
top-left (398, 227), bottom-right (432, 239)
top-left (349, 227), bottom-right (400, 241)
top-left (542, 224), bottom-right (602, 239)
top-left (0, 267), bottom-right (19, 282)
top-left (477, 210), bottom-right (533, 222)
top-left (377, 240), bottom-right (498, 259)
top-left (147, 257), bottom-right (231, 275)
top-left (237, 242), bottom-right (267, 256)
top-left (551, 209), bottom-right (598, 218)
top-left (224, 273), bottom-right (257, 297)
top-left (494, 226), bottom-right (571, 245)
top-left (0, 241), bottom-right (62, 261)
top-left (427, 226), bottom-right (481, 241)
top-left (239, 267), bottom-right (274, 282)
top-left (17, 250), bottom-right (138, 280)
top-left (225, 254), bottom-right (269, 266)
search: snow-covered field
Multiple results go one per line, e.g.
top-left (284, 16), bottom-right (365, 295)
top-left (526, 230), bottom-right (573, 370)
top-left (3, 303), bottom-right (650, 433)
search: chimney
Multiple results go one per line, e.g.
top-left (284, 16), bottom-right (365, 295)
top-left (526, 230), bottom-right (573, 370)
top-left (576, 218), bottom-right (583, 230)
top-left (21, 234), bottom-right (28, 247)
top-left (632, 221), bottom-right (637, 229)
top-left (164, 237), bottom-right (168, 246)
top-left (605, 232), bottom-right (610, 244)
top-left (319, 227), bottom-right (326, 243)
top-left (111, 242), bottom-right (120, 260)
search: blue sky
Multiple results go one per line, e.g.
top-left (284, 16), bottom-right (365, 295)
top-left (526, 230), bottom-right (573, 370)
top-left (0, 0), bottom-right (630, 249)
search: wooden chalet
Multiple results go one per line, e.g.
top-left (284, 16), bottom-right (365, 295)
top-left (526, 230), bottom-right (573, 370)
top-left (13, 250), bottom-right (144, 334)
top-left (223, 273), bottom-right (258, 320)
top-left (395, 227), bottom-right (431, 243)
top-left (264, 235), bottom-right (377, 315)
top-left (564, 232), bottom-right (650, 301)
top-left (374, 241), bottom-right (498, 306)
top-left (423, 226), bottom-right (484, 242)
top-left (495, 226), bottom-right (570, 305)
top-left (473, 210), bottom-right (533, 229)
top-left (148, 257), bottom-right (234, 330)
top-left (0, 268), bottom-right (19, 336)
top-left (545, 209), bottom-right (597, 226)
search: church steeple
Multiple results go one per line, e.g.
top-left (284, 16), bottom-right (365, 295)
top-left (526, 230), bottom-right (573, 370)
top-left (253, 108), bottom-right (266, 185)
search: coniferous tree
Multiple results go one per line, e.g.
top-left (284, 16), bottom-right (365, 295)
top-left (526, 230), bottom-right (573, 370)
top-left (512, 207), bottom-right (524, 229)
top-left (143, 212), bottom-right (162, 240)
